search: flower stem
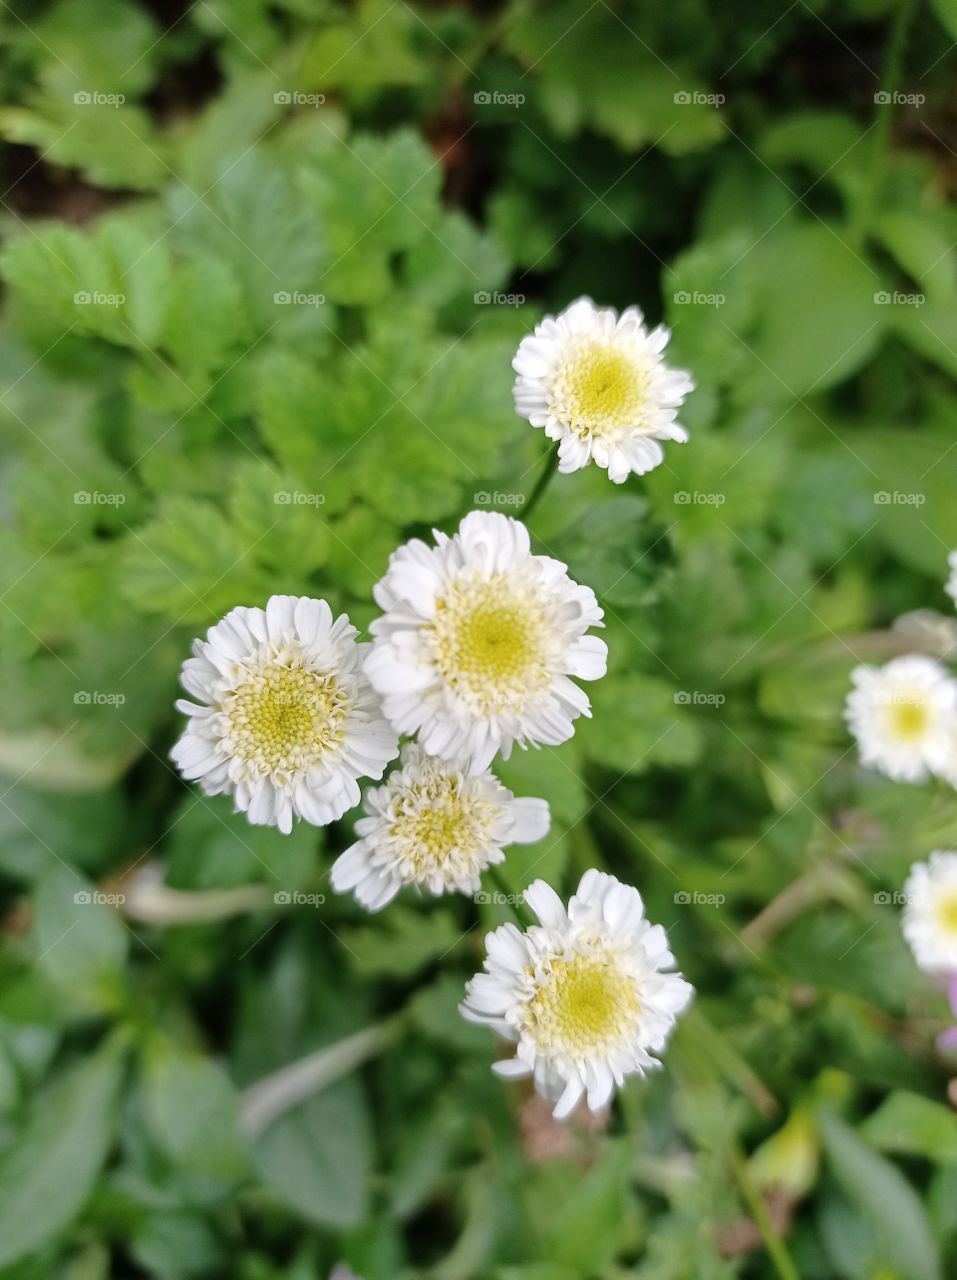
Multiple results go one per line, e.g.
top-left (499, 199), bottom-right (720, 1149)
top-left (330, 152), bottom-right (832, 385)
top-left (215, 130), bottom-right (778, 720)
top-left (730, 1145), bottom-right (800, 1280)
top-left (240, 1016), bottom-right (402, 1136)
top-left (849, 0), bottom-right (915, 248)
top-left (121, 864), bottom-right (273, 924)
top-left (521, 448), bottom-right (559, 522)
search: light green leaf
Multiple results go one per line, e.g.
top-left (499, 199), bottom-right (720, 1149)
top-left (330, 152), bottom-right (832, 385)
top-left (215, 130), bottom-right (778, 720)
top-left (33, 865), bottom-right (128, 1013)
top-left (0, 1039), bottom-right (125, 1268)
top-left (819, 1111), bottom-right (942, 1280)
top-left (142, 1036), bottom-right (249, 1180)
top-left (253, 1078), bottom-right (371, 1228)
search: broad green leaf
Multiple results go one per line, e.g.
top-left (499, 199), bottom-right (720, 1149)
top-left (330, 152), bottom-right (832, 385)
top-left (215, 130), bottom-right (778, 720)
top-left (860, 1091), bottom-right (957, 1164)
top-left (141, 1036), bottom-right (249, 1181)
top-left (578, 673), bottom-right (702, 774)
top-left (0, 1039), bottom-right (125, 1267)
top-left (253, 1077), bottom-right (371, 1228)
top-left (819, 1111), bottom-right (942, 1280)
top-left (33, 864), bottom-right (128, 1013)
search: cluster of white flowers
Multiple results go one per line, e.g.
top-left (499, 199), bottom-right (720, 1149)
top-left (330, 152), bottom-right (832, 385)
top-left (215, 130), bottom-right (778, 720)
top-left (845, 552), bottom-right (957, 1007)
top-left (169, 303), bottom-right (695, 1117)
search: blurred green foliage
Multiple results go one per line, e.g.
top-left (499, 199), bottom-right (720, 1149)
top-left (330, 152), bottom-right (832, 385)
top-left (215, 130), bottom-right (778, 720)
top-left (0, 0), bottom-right (957, 1276)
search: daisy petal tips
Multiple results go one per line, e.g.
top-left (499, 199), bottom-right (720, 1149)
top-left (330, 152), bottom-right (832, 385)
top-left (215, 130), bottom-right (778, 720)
top-left (461, 870), bottom-right (693, 1119)
top-left (512, 296), bottom-right (694, 483)
top-left (902, 851), bottom-right (957, 975)
top-left (171, 595), bottom-right (399, 834)
top-left (330, 743), bottom-right (550, 911)
top-left (364, 510), bottom-right (608, 772)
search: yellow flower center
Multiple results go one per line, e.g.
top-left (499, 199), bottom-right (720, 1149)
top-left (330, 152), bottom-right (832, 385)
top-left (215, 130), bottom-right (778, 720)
top-left (430, 576), bottom-right (548, 711)
top-left (222, 656), bottom-right (347, 778)
top-left (550, 340), bottom-right (649, 439)
top-left (887, 697), bottom-right (929, 741)
top-left (388, 775), bottom-right (495, 881)
top-left (936, 891), bottom-right (957, 937)
top-left (524, 950), bottom-right (639, 1058)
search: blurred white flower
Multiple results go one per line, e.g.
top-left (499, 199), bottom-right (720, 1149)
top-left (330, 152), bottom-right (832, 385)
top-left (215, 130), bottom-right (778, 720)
top-left (461, 870), bottom-right (693, 1119)
top-left (512, 296), bottom-right (694, 483)
top-left (365, 511), bottom-right (607, 772)
top-left (947, 549), bottom-right (957, 610)
top-left (171, 595), bottom-right (398, 833)
top-left (331, 743), bottom-right (549, 910)
top-left (844, 654), bottom-right (957, 783)
top-left (902, 851), bottom-right (957, 974)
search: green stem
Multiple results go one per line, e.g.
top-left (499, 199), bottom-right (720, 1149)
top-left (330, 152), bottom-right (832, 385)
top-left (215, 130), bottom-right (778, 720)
top-left (240, 1017), bottom-right (401, 1135)
top-left (849, 0), bottom-right (915, 248)
top-left (521, 448), bottom-right (559, 522)
top-left (730, 1146), bottom-right (800, 1280)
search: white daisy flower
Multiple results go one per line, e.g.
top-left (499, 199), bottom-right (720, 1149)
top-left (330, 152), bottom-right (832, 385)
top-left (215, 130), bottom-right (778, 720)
top-left (365, 511), bottom-right (607, 772)
top-left (844, 654), bottom-right (957, 783)
top-left (512, 296), bottom-right (694, 483)
top-left (171, 595), bottom-right (398, 834)
top-left (461, 870), bottom-right (693, 1119)
top-left (902, 851), bottom-right (957, 974)
top-left (330, 743), bottom-right (550, 911)
top-left (947, 549), bottom-right (957, 610)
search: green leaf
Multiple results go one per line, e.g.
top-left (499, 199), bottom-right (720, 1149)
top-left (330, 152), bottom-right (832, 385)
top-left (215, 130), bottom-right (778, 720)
top-left (299, 0), bottom-right (430, 106)
top-left (819, 1111), bottom-right (942, 1280)
top-left (929, 0), bottom-right (957, 40)
top-left (159, 258), bottom-right (247, 381)
top-left (0, 100), bottom-right (167, 192)
top-left (164, 791), bottom-right (319, 893)
top-left (874, 211), bottom-right (957, 305)
top-left (339, 907), bottom-right (466, 979)
top-left (0, 1039), bottom-right (125, 1268)
top-left (141, 1036), bottom-right (249, 1181)
top-left (253, 1077), bottom-right (371, 1228)
top-left (741, 221), bottom-right (885, 400)
top-left (859, 1091), bottom-right (957, 1164)
top-left (33, 864), bottom-right (128, 1014)
top-left (25, 0), bottom-right (162, 97)
top-left (578, 673), bottom-right (702, 774)
top-left (542, 1141), bottom-right (632, 1269)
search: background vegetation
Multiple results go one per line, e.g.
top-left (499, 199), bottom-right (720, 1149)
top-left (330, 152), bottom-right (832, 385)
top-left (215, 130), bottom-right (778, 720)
top-left (1, 0), bottom-right (957, 1276)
